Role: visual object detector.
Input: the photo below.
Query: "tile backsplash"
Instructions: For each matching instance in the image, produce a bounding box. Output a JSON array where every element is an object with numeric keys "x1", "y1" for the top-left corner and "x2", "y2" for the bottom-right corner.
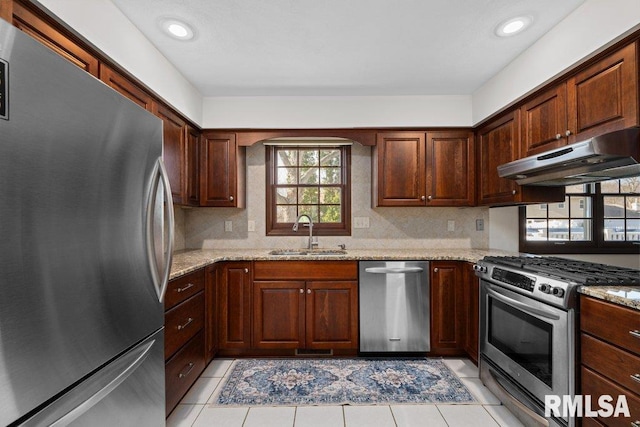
[{"x1": 178, "y1": 143, "x2": 489, "y2": 250}]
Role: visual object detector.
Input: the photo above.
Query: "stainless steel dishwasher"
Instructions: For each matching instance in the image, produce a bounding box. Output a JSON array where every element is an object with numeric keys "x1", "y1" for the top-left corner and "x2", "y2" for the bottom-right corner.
[{"x1": 359, "y1": 261, "x2": 430, "y2": 352}]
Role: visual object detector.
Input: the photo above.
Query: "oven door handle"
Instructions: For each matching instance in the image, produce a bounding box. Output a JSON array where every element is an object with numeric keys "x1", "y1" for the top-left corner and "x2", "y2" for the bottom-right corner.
[{"x1": 486, "y1": 285, "x2": 561, "y2": 320}]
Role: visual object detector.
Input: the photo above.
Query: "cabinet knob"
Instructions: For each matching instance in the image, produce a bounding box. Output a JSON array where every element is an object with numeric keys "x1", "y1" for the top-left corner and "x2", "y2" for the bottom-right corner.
[
  {"x1": 427, "y1": 195, "x2": 432, "y2": 201},
  {"x1": 565, "y1": 130, "x2": 572, "y2": 137},
  {"x1": 433, "y1": 268, "x2": 439, "y2": 273},
  {"x1": 300, "y1": 288, "x2": 304, "y2": 294},
  {"x1": 421, "y1": 196, "x2": 426, "y2": 201},
  {"x1": 307, "y1": 289, "x2": 311, "y2": 294},
  {"x1": 229, "y1": 195, "x2": 234, "y2": 201},
  {"x1": 244, "y1": 268, "x2": 249, "y2": 274},
  {"x1": 512, "y1": 189, "x2": 517, "y2": 195},
  {"x1": 555, "y1": 133, "x2": 562, "y2": 140}
]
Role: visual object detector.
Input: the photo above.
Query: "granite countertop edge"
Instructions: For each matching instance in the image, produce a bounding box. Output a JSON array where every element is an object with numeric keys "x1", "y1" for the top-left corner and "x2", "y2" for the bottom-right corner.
[
  {"x1": 169, "y1": 248, "x2": 512, "y2": 280},
  {"x1": 578, "y1": 286, "x2": 640, "y2": 311}
]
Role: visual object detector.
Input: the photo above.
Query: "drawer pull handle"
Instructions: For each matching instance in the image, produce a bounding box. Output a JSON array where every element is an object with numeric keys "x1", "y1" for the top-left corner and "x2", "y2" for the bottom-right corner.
[
  {"x1": 176, "y1": 283, "x2": 194, "y2": 293},
  {"x1": 178, "y1": 362, "x2": 195, "y2": 379},
  {"x1": 631, "y1": 421, "x2": 640, "y2": 427},
  {"x1": 631, "y1": 374, "x2": 640, "y2": 384},
  {"x1": 177, "y1": 317, "x2": 194, "y2": 330},
  {"x1": 630, "y1": 330, "x2": 640, "y2": 339}
]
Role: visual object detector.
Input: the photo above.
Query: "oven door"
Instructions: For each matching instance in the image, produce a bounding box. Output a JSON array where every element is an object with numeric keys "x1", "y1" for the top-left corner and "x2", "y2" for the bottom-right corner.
[{"x1": 480, "y1": 280, "x2": 574, "y2": 405}]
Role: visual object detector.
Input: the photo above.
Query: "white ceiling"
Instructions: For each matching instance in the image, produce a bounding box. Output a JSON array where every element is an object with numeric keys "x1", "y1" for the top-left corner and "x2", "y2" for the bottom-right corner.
[{"x1": 110, "y1": 0, "x2": 586, "y2": 97}]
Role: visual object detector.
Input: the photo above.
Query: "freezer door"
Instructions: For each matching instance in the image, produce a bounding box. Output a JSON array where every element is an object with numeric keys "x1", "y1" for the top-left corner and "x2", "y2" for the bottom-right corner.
[
  {"x1": 21, "y1": 329, "x2": 165, "y2": 427},
  {"x1": 0, "y1": 20, "x2": 171, "y2": 424}
]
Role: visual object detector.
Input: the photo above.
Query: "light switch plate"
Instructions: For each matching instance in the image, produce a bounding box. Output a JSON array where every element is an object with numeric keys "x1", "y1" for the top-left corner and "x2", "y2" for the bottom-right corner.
[
  {"x1": 224, "y1": 220, "x2": 233, "y2": 232},
  {"x1": 476, "y1": 219, "x2": 484, "y2": 231},
  {"x1": 248, "y1": 220, "x2": 256, "y2": 232}
]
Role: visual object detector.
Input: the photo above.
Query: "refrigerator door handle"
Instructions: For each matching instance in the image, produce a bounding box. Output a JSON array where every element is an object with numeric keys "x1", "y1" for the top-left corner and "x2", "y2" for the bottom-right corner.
[
  {"x1": 21, "y1": 339, "x2": 157, "y2": 426},
  {"x1": 146, "y1": 157, "x2": 175, "y2": 303}
]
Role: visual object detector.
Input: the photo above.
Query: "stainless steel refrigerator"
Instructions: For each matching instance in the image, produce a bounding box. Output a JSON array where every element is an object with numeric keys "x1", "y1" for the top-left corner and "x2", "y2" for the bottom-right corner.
[{"x1": 0, "y1": 18, "x2": 173, "y2": 426}]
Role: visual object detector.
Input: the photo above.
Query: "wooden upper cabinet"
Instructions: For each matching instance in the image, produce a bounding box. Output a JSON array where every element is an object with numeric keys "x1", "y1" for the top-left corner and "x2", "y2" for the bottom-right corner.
[
  {"x1": 521, "y1": 84, "x2": 569, "y2": 156},
  {"x1": 12, "y1": 1, "x2": 99, "y2": 77},
  {"x1": 200, "y1": 132, "x2": 245, "y2": 208},
  {"x1": 99, "y1": 63, "x2": 154, "y2": 112},
  {"x1": 155, "y1": 104, "x2": 186, "y2": 205},
  {"x1": 373, "y1": 132, "x2": 426, "y2": 207},
  {"x1": 567, "y1": 41, "x2": 638, "y2": 142},
  {"x1": 425, "y1": 131, "x2": 475, "y2": 206},
  {"x1": 185, "y1": 126, "x2": 200, "y2": 206}
]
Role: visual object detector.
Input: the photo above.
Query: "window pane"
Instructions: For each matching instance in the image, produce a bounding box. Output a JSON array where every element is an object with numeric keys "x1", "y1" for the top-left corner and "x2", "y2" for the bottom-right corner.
[
  {"x1": 276, "y1": 205, "x2": 297, "y2": 223},
  {"x1": 548, "y1": 199, "x2": 569, "y2": 218},
  {"x1": 526, "y1": 219, "x2": 547, "y2": 241},
  {"x1": 600, "y1": 179, "x2": 620, "y2": 194},
  {"x1": 299, "y1": 167, "x2": 319, "y2": 184},
  {"x1": 299, "y1": 150, "x2": 319, "y2": 166},
  {"x1": 570, "y1": 219, "x2": 589, "y2": 241},
  {"x1": 603, "y1": 197, "x2": 625, "y2": 218},
  {"x1": 526, "y1": 204, "x2": 547, "y2": 218},
  {"x1": 320, "y1": 187, "x2": 341, "y2": 204},
  {"x1": 276, "y1": 187, "x2": 297, "y2": 204},
  {"x1": 604, "y1": 219, "x2": 625, "y2": 241},
  {"x1": 320, "y1": 205, "x2": 341, "y2": 223},
  {"x1": 620, "y1": 177, "x2": 640, "y2": 194},
  {"x1": 548, "y1": 220, "x2": 569, "y2": 240},
  {"x1": 320, "y1": 167, "x2": 341, "y2": 184},
  {"x1": 298, "y1": 205, "x2": 319, "y2": 222},
  {"x1": 298, "y1": 187, "x2": 318, "y2": 204},
  {"x1": 628, "y1": 219, "x2": 640, "y2": 241},
  {"x1": 277, "y1": 168, "x2": 297, "y2": 184},
  {"x1": 320, "y1": 149, "x2": 341, "y2": 166},
  {"x1": 570, "y1": 196, "x2": 591, "y2": 218},
  {"x1": 628, "y1": 197, "x2": 640, "y2": 217},
  {"x1": 277, "y1": 150, "x2": 297, "y2": 167},
  {"x1": 566, "y1": 184, "x2": 588, "y2": 194}
]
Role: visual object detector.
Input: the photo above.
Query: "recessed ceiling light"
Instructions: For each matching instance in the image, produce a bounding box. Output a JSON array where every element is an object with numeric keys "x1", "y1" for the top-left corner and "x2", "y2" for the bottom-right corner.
[
  {"x1": 495, "y1": 16, "x2": 532, "y2": 37},
  {"x1": 160, "y1": 19, "x2": 195, "y2": 41}
]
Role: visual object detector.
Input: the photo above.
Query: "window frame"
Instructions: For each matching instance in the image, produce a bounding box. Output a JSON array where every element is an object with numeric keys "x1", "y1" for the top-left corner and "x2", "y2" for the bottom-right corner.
[
  {"x1": 519, "y1": 181, "x2": 640, "y2": 254},
  {"x1": 265, "y1": 145, "x2": 352, "y2": 236}
]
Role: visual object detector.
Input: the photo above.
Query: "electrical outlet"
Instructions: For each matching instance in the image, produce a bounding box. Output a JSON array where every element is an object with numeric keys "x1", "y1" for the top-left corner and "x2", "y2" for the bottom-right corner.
[
  {"x1": 447, "y1": 220, "x2": 455, "y2": 232},
  {"x1": 476, "y1": 219, "x2": 484, "y2": 231},
  {"x1": 248, "y1": 220, "x2": 256, "y2": 232},
  {"x1": 224, "y1": 220, "x2": 233, "y2": 232},
  {"x1": 354, "y1": 217, "x2": 370, "y2": 229}
]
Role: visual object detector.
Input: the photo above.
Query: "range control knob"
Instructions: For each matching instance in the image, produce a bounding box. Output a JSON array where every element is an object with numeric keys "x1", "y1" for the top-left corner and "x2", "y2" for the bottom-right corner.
[
  {"x1": 539, "y1": 284, "x2": 551, "y2": 294},
  {"x1": 552, "y1": 287, "x2": 565, "y2": 298},
  {"x1": 473, "y1": 264, "x2": 488, "y2": 273}
]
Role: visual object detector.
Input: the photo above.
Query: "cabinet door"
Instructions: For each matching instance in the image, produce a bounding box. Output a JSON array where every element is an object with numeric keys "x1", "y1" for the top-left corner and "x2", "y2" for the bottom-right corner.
[
  {"x1": 12, "y1": 2, "x2": 99, "y2": 77},
  {"x1": 185, "y1": 125, "x2": 200, "y2": 206},
  {"x1": 155, "y1": 104, "x2": 186, "y2": 205},
  {"x1": 462, "y1": 262, "x2": 479, "y2": 364},
  {"x1": 99, "y1": 63, "x2": 154, "y2": 111},
  {"x1": 373, "y1": 132, "x2": 426, "y2": 207},
  {"x1": 253, "y1": 281, "x2": 305, "y2": 349},
  {"x1": 218, "y1": 263, "x2": 252, "y2": 349},
  {"x1": 521, "y1": 84, "x2": 569, "y2": 156},
  {"x1": 204, "y1": 265, "x2": 217, "y2": 364},
  {"x1": 200, "y1": 132, "x2": 244, "y2": 207},
  {"x1": 305, "y1": 281, "x2": 358, "y2": 350},
  {"x1": 430, "y1": 262, "x2": 464, "y2": 354},
  {"x1": 476, "y1": 111, "x2": 520, "y2": 205},
  {"x1": 567, "y1": 42, "x2": 638, "y2": 142},
  {"x1": 425, "y1": 131, "x2": 475, "y2": 206}
]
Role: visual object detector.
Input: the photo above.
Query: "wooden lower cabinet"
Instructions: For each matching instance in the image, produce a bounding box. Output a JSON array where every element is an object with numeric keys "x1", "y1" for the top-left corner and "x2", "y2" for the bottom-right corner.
[
  {"x1": 217, "y1": 262, "x2": 252, "y2": 351},
  {"x1": 165, "y1": 331, "x2": 206, "y2": 416},
  {"x1": 204, "y1": 264, "x2": 217, "y2": 364},
  {"x1": 462, "y1": 262, "x2": 479, "y2": 364},
  {"x1": 253, "y1": 281, "x2": 305, "y2": 349},
  {"x1": 430, "y1": 261, "x2": 465, "y2": 355},
  {"x1": 305, "y1": 281, "x2": 358, "y2": 349}
]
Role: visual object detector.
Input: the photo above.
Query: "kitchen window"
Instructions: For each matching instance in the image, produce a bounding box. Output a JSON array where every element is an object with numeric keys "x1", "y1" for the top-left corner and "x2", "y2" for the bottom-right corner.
[
  {"x1": 266, "y1": 145, "x2": 351, "y2": 236},
  {"x1": 520, "y1": 178, "x2": 640, "y2": 254}
]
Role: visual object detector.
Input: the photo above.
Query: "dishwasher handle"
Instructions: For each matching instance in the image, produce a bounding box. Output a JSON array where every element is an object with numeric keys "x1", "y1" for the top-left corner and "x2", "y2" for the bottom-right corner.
[{"x1": 364, "y1": 267, "x2": 424, "y2": 274}]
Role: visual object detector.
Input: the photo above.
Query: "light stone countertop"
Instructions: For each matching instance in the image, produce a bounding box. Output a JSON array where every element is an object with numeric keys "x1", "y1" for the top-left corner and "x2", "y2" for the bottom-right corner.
[
  {"x1": 578, "y1": 286, "x2": 640, "y2": 311},
  {"x1": 169, "y1": 248, "x2": 513, "y2": 280}
]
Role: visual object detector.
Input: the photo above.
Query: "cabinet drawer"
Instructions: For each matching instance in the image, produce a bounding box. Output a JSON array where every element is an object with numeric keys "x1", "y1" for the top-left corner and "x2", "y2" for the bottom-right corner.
[
  {"x1": 581, "y1": 366, "x2": 640, "y2": 427},
  {"x1": 254, "y1": 261, "x2": 358, "y2": 280},
  {"x1": 580, "y1": 296, "x2": 640, "y2": 356},
  {"x1": 582, "y1": 333, "x2": 640, "y2": 395},
  {"x1": 165, "y1": 292, "x2": 204, "y2": 359},
  {"x1": 166, "y1": 269, "x2": 205, "y2": 310},
  {"x1": 165, "y1": 330, "x2": 205, "y2": 416}
]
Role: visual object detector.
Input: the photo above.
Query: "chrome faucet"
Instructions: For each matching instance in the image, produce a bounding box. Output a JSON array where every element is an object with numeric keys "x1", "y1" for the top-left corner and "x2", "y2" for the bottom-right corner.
[{"x1": 292, "y1": 214, "x2": 317, "y2": 250}]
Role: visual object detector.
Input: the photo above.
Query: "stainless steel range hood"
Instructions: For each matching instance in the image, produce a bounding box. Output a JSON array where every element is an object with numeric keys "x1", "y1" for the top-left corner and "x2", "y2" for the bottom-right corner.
[{"x1": 498, "y1": 127, "x2": 640, "y2": 186}]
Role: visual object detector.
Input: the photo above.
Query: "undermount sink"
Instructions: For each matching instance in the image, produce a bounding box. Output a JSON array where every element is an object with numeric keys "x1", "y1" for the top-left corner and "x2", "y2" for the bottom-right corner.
[{"x1": 268, "y1": 249, "x2": 347, "y2": 256}]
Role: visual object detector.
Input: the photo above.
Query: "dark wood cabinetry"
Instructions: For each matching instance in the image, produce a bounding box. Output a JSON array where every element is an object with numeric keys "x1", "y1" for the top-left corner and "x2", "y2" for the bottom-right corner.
[
  {"x1": 521, "y1": 84, "x2": 569, "y2": 156},
  {"x1": 580, "y1": 295, "x2": 640, "y2": 426},
  {"x1": 252, "y1": 261, "x2": 359, "y2": 353},
  {"x1": 373, "y1": 130, "x2": 474, "y2": 207},
  {"x1": 217, "y1": 262, "x2": 252, "y2": 350},
  {"x1": 99, "y1": 63, "x2": 154, "y2": 112},
  {"x1": 164, "y1": 269, "x2": 205, "y2": 416},
  {"x1": 200, "y1": 132, "x2": 246, "y2": 208},
  {"x1": 461, "y1": 262, "x2": 479, "y2": 364},
  {"x1": 430, "y1": 261, "x2": 465, "y2": 355},
  {"x1": 204, "y1": 265, "x2": 217, "y2": 364},
  {"x1": 185, "y1": 125, "x2": 201, "y2": 206}
]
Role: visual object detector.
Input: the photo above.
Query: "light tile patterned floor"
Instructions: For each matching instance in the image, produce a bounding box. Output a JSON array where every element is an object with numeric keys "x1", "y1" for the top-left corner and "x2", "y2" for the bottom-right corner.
[{"x1": 166, "y1": 358, "x2": 524, "y2": 427}]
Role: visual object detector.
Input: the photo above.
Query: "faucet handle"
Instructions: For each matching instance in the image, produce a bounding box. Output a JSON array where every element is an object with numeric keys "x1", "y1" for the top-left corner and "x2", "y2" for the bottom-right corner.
[{"x1": 338, "y1": 244, "x2": 346, "y2": 250}]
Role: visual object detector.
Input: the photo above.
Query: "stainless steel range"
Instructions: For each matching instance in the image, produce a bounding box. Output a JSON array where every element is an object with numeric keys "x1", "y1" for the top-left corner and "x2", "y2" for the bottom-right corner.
[{"x1": 474, "y1": 255, "x2": 639, "y2": 427}]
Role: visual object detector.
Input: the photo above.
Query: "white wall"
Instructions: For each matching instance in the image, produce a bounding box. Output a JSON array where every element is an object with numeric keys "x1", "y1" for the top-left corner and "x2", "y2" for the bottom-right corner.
[
  {"x1": 35, "y1": 0, "x2": 203, "y2": 125},
  {"x1": 472, "y1": 0, "x2": 640, "y2": 124}
]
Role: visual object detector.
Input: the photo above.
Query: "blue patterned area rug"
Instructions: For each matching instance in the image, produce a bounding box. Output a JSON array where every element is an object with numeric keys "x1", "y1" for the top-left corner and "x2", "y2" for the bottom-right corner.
[{"x1": 214, "y1": 358, "x2": 475, "y2": 406}]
